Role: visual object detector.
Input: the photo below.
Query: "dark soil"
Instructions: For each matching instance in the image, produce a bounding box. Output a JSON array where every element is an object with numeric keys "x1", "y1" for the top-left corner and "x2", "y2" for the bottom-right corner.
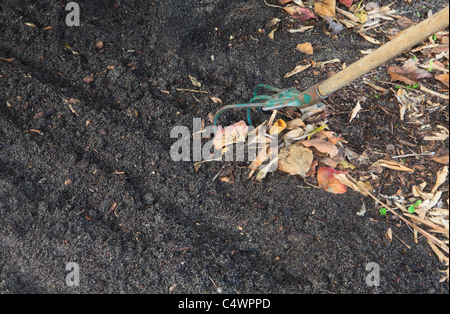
[{"x1": 0, "y1": 0, "x2": 448, "y2": 293}]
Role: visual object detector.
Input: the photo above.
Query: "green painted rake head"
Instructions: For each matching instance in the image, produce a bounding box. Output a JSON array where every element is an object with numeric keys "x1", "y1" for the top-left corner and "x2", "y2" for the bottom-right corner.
[{"x1": 213, "y1": 83, "x2": 324, "y2": 126}]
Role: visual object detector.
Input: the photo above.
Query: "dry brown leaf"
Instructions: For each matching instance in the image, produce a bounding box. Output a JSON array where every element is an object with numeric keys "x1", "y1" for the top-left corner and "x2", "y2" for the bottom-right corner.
[
  {"x1": 210, "y1": 97, "x2": 223, "y2": 104},
  {"x1": 255, "y1": 157, "x2": 279, "y2": 181},
  {"x1": 424, "y1": 125, "x2": 449, "y2": 141},
  {"x1": 349, "y1": 101, "x2": 362, "y2": 123},
  {"x1": 435, "y1": 73, "x2": 449, "y2": 87},
  {"x1": 299, "y1": 138, "x2": 339, "y2": 158},
  {"x1": 431, "y1": 166, "x2": 448, "y2": 194},
  {"x1": 286, "y1": 118, "x2": 305, "y2": 129},
  {"x1": 412, "y1": 184, "x2": 435, "y2": 200},
  {"x1": 248, "y1": 145, "x2": 270, "y2": 178},
  {"x1": 314, "y1": 0, "x2": 336, "y2": 17},
  {"x1": 318, "y1": 131, "x2": 341, "y2": 145},
  {"x1": 284, "y1": 63, "x2": 311, "y2": 78},
  {"x1": 296, "y1": 42, "x2": 314, "y2": 55},
  {"x1": 416, "y1": 191, "x2": 443, "y2": 218},
  {"x1": 432, "y1": 151, "x2": 449, "y2": 165},
  {"x1": 358, "y1": 31, "x2": 382, "y2": 45},
  {"x1": 278, "y1": 144, "x2": 314, "y2": 177},
  {"x1": 373, "y1": 159, "x2": 414, "y2": 172},
  {"x1": 281, "y1": 127, "x2": 305, "y2": 143},
  {"x1": 388, "y1": 58, "x2": 433, "y2": 85},
  {"x1": 284, "y1": 4, "x2": 318, "y2": 21}
]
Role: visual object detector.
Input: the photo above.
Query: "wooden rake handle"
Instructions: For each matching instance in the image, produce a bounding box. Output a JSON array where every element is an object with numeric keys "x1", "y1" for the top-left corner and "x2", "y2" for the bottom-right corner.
[{"x1": 317, "y1": 6, "x2": 449, "y2": 97}]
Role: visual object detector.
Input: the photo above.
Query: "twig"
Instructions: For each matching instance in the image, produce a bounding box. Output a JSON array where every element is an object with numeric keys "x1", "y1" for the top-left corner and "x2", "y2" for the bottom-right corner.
[
  {"x1": 392, "y1": 152, "x2": 435, "y2": 159},
  {"x1": 263, "y1": 0, "x2": 283, "y2": 9},
  {"x1": 176, "y1": 88, "x2": 208, "y2": 94},
  {"x1": 419, "y1": 84, "x2": 449, "y2": 100},
  {"x1": 345, "y1": 174, "x2": 449, "y2": 254},
  {"x1": 212, "y1": 164, "x2": 226, "y2": 181}
]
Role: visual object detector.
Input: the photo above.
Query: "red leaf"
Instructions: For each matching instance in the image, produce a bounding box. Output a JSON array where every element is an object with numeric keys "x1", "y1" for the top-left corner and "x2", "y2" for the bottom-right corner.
[
  {"x1": 338, "y1": 0, "x2": 353, "y2": 7},
  {"x1": 284, "y1": 4, "x2": 317, "y2": 22},
  {"x1": 317, "y1": 167, "x2": 348, "y2": 194}
]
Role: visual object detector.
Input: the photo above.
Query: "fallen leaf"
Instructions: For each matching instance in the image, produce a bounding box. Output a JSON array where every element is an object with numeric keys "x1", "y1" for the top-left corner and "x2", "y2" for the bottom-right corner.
[
  {"x1": 95, "y1": 41, "x2": 104, "y2": 49},
  {"x1": 278, "y1": 144, "x2": 314, "y2": 177},
  {"x1": 188, "y1": 75, "x2": 202, "y2": 88},
  {"x1": 395, "y1": 88, "x2": 407, "y2": 121},
  {"x1": 432, "y1": 150, "x2": 449, "y2": 165},
  {"x1": 83, "y1": 74, "x2": 94, "y2": 83},
  {"x1": 334, "y1": 173, "x2": 372, "y2": 196},
  {"x1": 325, "y1": 16, "x2": 344, "y2": 34},
  {"x1": 286, "y1": 118, "x2": 305, "y2": 129},
  {"x1": 268, "y1": 27, "x2": 278, "y2": 40},
  {"x1": 388, "y1": 58, "x2": 433, "y2": 85},
  {"x1": 287, "y1": 26, "x2": 314, "y2": 33},
  {"x1": 317, "y1": 167, "x2": 348, "y2": 194},
  {"x1": 213, "y1": 120, "x2": 249, "y2": 150},
  {"x1": 416, "y1": 191, "x2": 443, "y2": 218},
  {"x1": 431, "y1": 166, "x2": 448, "y2": 194},
  {"x1": 266, "y1": 18, "x2": 281, "y2": 29},
  {"x1": 358, "y1": 31, "x2": 382, "y2": 45},
  {"x1": 397, "y1": 16, "x2": 415, "y2": 28},
  {"x1": 284, "y1": 63, "x2": 311, "y2": 78},
  {"x1": 210, "y1": 97, "x2": 223, "y2": 104},
  {"x1": 281, "y1": 127, "x2": 305, "y2": 143},
  {"x1": 314, "y1": 0, "x2": 335, "y2": 17},
  {"x1": 423, "y1": 125, "x2": 449, "y2": 141},
  {"x1": 349, "y1": 101, "x2": 362, "y2": 122},
  {"x1": 318, "y1": 130, "x2": 341, "y2": 145},
  {"x1": 296, "y1": 42, "x2": 314, "y2": 55},
  {"x1": 354, "y1": 8, "x2": 367, "y2": 23},
  {"x1": 284, "y1": 4, "x2": 318, "y2": 21},
  {"x1": 435, "y1": 73, "x2": 449, "y2": 87},
  {"x1": 248, "y1": 145, "x2": 270, "y2": 178},
  {"x1": 269, "y1": 119, "x2": 287, "y2": 135},
  {"x1": 412, "y1": 183, "x2": 435, "y2": 200},
  {"x1": 373, "y1": 159, "x2": 414, "y2": 172},
  {"x1": 300, "y1": 138, "x2": 339, "y2": 158},
  {"x1": 338, "y1": 0, "x2": 353, "y2": 7},
  {"x1": 256, "y1": 157, "x2": 279, "y2": 181}
]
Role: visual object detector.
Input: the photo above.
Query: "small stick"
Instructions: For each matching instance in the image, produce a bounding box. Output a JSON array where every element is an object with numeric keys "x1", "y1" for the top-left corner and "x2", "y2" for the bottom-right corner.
[
  {"x1": 212, "y1": 164, "x2": 226, "y2": 181},
  {"x1": 176, "y1": 88, "x2": 208, "y2": 94},
  {"x1": 345, "y1": 174, "x2": 449, "y2": 254},
  {"x1": 419, "y1": 84, "x2": 449, "y2": 100},
  {"x1": 392, "y1": 152, "x2": 435, "y2": 159}
]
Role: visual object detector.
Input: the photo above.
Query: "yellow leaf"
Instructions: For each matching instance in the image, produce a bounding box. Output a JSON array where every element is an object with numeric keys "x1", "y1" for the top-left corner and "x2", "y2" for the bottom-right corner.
[
  {"x1": 354, "y1": 8, "x2": 367, "y2": 23},
  {"x1": 269, "y1": 119, "x2": 287, "y2": 135}
]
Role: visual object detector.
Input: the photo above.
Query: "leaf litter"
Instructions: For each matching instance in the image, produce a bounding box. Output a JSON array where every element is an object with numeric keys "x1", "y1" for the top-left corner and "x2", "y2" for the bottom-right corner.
[{"x1": 204, "y1": 0, "x2": 450, "y2": 281}]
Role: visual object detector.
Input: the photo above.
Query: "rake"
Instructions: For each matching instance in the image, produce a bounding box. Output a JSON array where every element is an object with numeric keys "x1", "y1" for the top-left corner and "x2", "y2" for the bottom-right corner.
[{"x1": 213, "y1": 6, "x2": 449, "y2": 126}]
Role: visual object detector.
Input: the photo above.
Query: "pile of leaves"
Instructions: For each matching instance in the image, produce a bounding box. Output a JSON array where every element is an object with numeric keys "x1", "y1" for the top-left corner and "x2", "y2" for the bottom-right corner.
[{"x1": 202, "y1": 1, "x2": 450, "y2": 281}]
